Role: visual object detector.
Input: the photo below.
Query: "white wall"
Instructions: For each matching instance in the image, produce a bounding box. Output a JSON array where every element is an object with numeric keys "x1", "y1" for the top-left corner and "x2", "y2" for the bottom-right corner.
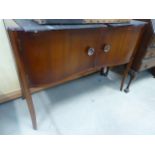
[{"x1": 0, "y1": 20, "x2": 20, "y2": 95}]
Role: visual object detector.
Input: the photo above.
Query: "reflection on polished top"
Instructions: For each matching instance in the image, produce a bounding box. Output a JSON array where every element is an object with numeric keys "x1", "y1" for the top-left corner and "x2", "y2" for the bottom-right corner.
[{"x1": 5, "y1": 19, "x2": 146, "y2": 32}]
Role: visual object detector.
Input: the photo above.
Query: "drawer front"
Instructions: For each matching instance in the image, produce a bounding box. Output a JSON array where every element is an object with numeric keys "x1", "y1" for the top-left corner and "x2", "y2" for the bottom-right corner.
[
  {"x1": 144, "y1": 47, "x2": 155, "y2": 58},
  {"x1": 96, "y1": 26, "x2": 142, "y2": 67},
  {"x1": 18, "y1": 30, "x2": 99, "y2": 86},
  {"x1": 139, "y1": 57, "x2": 155, "y2": 71}
]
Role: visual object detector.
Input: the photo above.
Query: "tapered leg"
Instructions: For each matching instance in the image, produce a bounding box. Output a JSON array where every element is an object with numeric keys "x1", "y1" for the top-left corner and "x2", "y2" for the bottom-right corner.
[
  {"x1": 17, "y1": 62, "x2": 36, "y2": 129},
  {"x1": 25, "y1": 91, "x2": 37, "y2": 130},
  {"x1": 120, "y1": 62, "x2": 132, "y2": 91},
  {"x1": 8, "y1": 31, "x2": 37, "y2": 130},
  {"x1": 19, "y1": 70, "x2": 37, "y2": 129},
  {"x1": 17, "y1": 69, "x2": 26, "y2": 99},
  {"x1": 124, "y1": 70, "x2": 137, "y2": 93},
  {"x1": 20, "y1": 75, "x2": 37, "y2": 129},
  {"x1": 100, "y1": 67, "x2": 110, "y2": 76}
]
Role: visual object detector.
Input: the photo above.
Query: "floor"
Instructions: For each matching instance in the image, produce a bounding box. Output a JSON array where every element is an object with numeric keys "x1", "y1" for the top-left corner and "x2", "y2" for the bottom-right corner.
[{"x1": 0, "y1": 70, "x2": 155, "y2": 135}]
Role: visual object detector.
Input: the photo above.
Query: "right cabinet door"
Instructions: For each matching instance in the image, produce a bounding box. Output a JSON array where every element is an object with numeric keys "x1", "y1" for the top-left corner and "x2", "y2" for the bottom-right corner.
[{"x1": 96, "y1": 26, "x2": 142, "y2": 67}]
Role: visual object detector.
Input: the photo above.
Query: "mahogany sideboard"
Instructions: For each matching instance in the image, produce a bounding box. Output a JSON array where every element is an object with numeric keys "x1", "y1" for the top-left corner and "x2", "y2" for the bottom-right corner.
[{"x1": 5, "y1": 20, "x2": 145, "y2": 129}]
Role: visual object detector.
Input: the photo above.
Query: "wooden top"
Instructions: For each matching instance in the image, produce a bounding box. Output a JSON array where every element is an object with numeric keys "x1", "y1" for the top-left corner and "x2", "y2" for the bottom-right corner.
[{"x1": 4, "y1": 19, "x2": 146, "y2": 32}]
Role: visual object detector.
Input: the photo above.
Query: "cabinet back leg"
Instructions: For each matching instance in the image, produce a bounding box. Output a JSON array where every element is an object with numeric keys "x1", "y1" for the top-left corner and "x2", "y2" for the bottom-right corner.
[
  {"x1": 100, "y1": 67, "x2": 110, "y2": 76},
  {"x1": 120, "y1": 75, "x2": 126, "y2": 91}
]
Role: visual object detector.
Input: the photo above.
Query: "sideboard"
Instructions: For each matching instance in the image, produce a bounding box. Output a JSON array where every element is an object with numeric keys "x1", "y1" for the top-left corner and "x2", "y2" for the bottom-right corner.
[{"x1": 5, "y1": 20, "x2": 145, "y2": 129}]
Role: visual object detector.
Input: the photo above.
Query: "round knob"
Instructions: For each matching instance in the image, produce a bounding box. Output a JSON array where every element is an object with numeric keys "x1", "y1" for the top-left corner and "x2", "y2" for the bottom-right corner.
[
  {"x1": 103, "y1": 44, "x2": 111, "y2": 53},
  {"x1": 88, "y1": 48, "x2": 95, "y2": 56}
]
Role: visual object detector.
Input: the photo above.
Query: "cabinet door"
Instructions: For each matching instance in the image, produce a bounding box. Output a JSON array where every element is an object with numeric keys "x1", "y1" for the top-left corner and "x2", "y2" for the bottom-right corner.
[
  {"x1": 67, "y1": 29, "x2": 98, "y2": 74},
  {"x1": 19, "y1": 29, "x2": 99, "y2": 86},
  {"x1": 96, "y1": 27, "x2": 142, "y2": 67}
]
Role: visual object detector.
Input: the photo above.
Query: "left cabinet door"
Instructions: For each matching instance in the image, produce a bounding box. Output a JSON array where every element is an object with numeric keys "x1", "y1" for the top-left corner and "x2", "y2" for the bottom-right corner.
[{"x1": 18, "y1": 29, "x2": 99, "y2": 86}]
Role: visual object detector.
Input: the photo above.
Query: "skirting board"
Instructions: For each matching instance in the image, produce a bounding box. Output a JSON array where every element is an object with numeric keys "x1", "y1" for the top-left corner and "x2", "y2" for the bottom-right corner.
[
  {"x1": 0, "y1": 90, "x2": 22, "y2": 104},
  {"x1": 0, "y1": 89, "x2": 40, "y2": 104},
  {"x1": 0, "y1": 69, "x2": 99, "y2": 104},
  {"x1": 0, "y1": 88, "x2": 42, "y2": 104}
]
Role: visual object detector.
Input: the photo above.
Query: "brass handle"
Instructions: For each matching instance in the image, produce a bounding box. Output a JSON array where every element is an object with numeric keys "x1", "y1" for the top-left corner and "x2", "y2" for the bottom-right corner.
[
  {"x1": 103, "y1": 44, "x2": 111, "y2": 53},
  {"x1": 88, "y1": 48, "x2": 95, "y2": 56}
]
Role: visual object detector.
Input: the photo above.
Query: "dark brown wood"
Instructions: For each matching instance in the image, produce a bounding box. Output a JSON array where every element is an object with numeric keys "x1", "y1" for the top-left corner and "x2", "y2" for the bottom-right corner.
[
  {"x1": 6, "y1": 20, "x2": 145, "y2": 129},
  {"x1": 96, "y1": 27, "x2": 142, "y2": 67},
  {"x1": 120, "y1": 60, "x2": 133, "y2": 91},
  {"x1": 8, "y1": 31, "x2": 37, "y2": 130},
  {"x1": 18, "y1": 29, "x2": 99, "y2": 87},
  {"x1": 96, "y1": 26, "x2": 143, "y2": 91},
  {"x1": 125, "y1": 19, "x2": 155, "y2": 92}
]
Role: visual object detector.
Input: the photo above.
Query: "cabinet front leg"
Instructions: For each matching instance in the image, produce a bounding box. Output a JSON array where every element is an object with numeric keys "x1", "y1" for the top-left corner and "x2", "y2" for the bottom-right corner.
[
  {"x1": 25, "y1": 91, "x2": 37, "y2": 130},
  {"x1": 8, "y1": 31, "x2": 37, "y2": 130},
  {"x1": 124, "y1": 70, "x2": 137, "y2": 93},
  {"x1": 18, "y1": 72, "x2": 37, "y2": 129},
  {"x1": 120, "y1": 62, "x2": 132, "y2": 91}
]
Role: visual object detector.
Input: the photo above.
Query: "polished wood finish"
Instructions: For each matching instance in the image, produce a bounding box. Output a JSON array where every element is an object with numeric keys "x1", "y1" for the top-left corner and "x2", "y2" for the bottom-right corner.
[
  {"x1": 97, "y1": 27, "x2": 141, "y2": 67},
  {"x1": 8, "y1": 31, "x2": 37, "y2": 130},
  {"x1": 18, "y1": 27, "x2": 143, "y2": 87},
  {"x1": 6, "y1": 20, "x2": 144, "y2": 129},
  {"x1": 18, "y1": 29, "x2": 99, "y2": 86},
  {"x1": 124, "y1": 19, "x2": 155, "y2": 92}
]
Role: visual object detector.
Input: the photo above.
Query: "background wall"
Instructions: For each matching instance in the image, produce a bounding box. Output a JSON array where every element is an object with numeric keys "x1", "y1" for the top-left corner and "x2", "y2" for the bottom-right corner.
[{"x1": 0, "y1": 20, "x2": 20, "y2": 98}]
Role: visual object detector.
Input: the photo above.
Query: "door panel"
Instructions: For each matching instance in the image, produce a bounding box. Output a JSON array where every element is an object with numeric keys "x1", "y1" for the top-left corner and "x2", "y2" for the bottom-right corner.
[
  {"x1": 96, "y1": 27, "x2": 141, "y2": 67},
  {"x1": 67, "y1": 29, "x2": 98, "y2": 74},
  {"x1": 19, "y1": 29, "x2": 99, "y2": 86}
]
